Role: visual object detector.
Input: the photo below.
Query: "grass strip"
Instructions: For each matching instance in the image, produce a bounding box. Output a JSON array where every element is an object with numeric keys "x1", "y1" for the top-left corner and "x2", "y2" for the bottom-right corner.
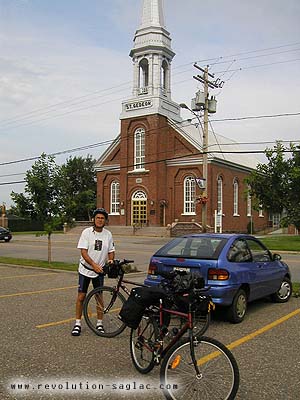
[
  {"x1": 0, "y1": 257, "x2": 77, "y2": 271},
  {"x1": 0, "y1": 257, "x2": 137, "y2": 274},
  {"x1": 259, "y1": 236, "x2": 300, "y2": 252}
]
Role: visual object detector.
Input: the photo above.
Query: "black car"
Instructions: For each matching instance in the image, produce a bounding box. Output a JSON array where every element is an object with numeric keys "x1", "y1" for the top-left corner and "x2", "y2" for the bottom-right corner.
[{"x1": 0, "y1": 227, "x2": 12, "y2": 242}]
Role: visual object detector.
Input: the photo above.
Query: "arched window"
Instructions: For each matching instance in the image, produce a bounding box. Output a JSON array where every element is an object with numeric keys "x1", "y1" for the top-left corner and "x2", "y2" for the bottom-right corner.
[
  {"x1": 233, "y1": 178, "x2": 239, "y2": 216},
  {"x1": 184, "y1": 176, "x2": 196, "y2": 214},
  {"x1": 134, "y1": 128, "x2": 145, "y2": 170},
  {"x1": 110, "y1": 181, "x2": 120, "y2": 214},
  {"x1": 161, "y1": 59, "x2": 168, "y2": 90},
  {"x1": 217, "y1": 176, "x2": 223, "y2": 214},
  {"x1": 139, "y1": 58, "x2": 149, "y2": 88}
]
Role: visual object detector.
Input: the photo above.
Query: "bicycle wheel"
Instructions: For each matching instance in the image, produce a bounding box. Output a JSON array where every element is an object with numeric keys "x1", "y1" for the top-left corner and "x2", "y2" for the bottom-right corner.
[
  {"x1": 130, "y1": 314, "x2": 159, "y2": 374},
  {"x1": 160, "y1": 336, "x2": 239, "y2": 400},
  {"x1": 192, "y1": 311, "x2": 210, "y2": 336},
  {"x1": 83, "y1": 286, "x2": 126, "y2": 338}
]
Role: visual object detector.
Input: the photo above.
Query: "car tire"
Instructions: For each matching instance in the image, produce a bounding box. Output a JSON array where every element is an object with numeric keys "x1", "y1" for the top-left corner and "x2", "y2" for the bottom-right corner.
[
  {"x1": 227, "y1": 289, "x2": 247, "y2": 324},
  {"x1": 271, "y1": 277, "x2": 292, "y2": 303}
]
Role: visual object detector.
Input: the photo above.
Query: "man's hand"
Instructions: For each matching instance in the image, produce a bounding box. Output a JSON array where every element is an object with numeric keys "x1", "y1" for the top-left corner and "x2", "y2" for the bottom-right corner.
[{"x1": 93, "y1": 264, "x2": 103, "y2": 274}]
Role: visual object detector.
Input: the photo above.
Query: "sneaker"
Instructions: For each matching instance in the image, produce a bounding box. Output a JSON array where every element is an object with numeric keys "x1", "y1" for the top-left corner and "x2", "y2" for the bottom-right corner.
[
  {"x1": 71, "y1": 324, "x2": 81, "y2": 336},
  {"x1": 96, "y1": 324, "x2": 105, "y2": 334}
]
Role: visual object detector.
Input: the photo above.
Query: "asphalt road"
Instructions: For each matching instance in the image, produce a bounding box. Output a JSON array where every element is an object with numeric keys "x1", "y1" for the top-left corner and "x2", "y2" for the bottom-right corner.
[
  {"x1": 1, "y1": 233, "x2": 300, "y2": 280},
  {"x1": 0, "y1": 264, "x2": 299, "y2": 400}
]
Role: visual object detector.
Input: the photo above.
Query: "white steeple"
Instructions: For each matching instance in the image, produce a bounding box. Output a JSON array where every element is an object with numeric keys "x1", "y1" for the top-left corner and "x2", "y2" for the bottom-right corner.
[
  {"x1": 140, "y1": 0, "x2": 165, "y2": 28},
  {"x1": 120, "y1": 0, "x2": 181, "y2": 121}
]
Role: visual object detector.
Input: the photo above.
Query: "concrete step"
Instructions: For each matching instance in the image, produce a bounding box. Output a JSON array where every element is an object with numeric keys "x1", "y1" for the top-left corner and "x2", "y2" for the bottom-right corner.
[{"x1": 67, "y1": 223, "x2": 170, "y2": 237}]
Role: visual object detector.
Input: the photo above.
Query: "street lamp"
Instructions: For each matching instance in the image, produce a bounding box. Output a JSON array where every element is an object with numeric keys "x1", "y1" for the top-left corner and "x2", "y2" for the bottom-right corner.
[{"x1": 180, "y1": 103, "x2": 208, "y2": 232}]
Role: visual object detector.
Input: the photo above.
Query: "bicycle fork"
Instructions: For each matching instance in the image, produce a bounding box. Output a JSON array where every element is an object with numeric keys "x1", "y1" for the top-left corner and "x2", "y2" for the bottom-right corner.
[{"x1": 189, "y1": 330, "x2": 202, "y2": 378}]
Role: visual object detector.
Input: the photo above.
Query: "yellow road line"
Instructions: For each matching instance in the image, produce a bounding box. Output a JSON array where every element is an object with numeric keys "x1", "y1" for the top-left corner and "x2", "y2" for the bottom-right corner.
[
  {"x1": 195, "y1": 308, "x2": 300, "y2": 365},
  {"x1": 36, "y1": 306, "x2": 122, "y2": 329},
  {"x1": 0, "y1": 285, "x2": 77, "y2": 299},
  {"x1": 37, "y1": 317, "x2": 76, "y2": 328},
  {"x1": 0, "y1": 273, "x2": 58, "y2": 280},
  {"x1": 227, "y1": 308, "x2": 300, "y2": 350}
]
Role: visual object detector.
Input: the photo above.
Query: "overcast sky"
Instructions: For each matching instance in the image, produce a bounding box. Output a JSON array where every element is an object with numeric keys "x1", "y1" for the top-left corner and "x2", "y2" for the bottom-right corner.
[{"x1": 1, "y1": 0, "x2": 300, "y2": 207}]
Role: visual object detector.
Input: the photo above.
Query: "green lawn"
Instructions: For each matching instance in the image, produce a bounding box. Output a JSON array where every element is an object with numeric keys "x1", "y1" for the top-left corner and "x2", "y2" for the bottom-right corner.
[
  {"x1": 258, "y1": 235, "x2": 300, "y2": 252},
  {"x1": 0, "y1": 257, "x2": 77, "y2": 271}
]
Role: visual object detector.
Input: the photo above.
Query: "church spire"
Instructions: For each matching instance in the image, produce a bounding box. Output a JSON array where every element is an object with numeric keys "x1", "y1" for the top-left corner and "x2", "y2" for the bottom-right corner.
[
  {"x1": 120, "y1": 0, "x2": 181, "y2": 122},
  {"x1": 140, "y1": 0, "x2": 165, "y2": 29}
]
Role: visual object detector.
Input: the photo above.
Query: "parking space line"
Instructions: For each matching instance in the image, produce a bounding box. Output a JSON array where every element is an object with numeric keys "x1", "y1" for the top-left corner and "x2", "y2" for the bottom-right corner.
[
  {"x1": 36, "y1": 306, "x2": 122, "y2": 329},
  {"x1": 0, "y1": 285, "x2": 77, "y2": 299},
  {"x1": 196, "y1": 309, "x2": 300, "y2": 365},
  {"x1": 227, "y1": 308, "x2": 300, "y2": 351},
  {"x1": 0, "y1": 273, "x2": 58, "y2": 280},
  {"x1": 36, "y1": 317, "x2": 75, "y2": 328}
]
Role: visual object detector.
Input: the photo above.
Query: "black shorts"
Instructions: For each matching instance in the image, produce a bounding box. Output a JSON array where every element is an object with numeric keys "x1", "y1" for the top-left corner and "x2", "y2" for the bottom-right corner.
[{"x1": 78, "y1": 273, "x2": 104, "y2": 293}]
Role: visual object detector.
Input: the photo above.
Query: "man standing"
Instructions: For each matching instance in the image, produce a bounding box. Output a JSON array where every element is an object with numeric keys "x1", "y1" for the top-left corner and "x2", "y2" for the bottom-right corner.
[{"x1": 71, "y1": 208, "x2": 115, "y2": 336}]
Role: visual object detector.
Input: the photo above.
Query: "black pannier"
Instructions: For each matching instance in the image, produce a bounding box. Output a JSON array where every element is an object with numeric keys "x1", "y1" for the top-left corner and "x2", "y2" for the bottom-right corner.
[{"x1": 119, "y1": 286, "x2": 166, "y2": 329}]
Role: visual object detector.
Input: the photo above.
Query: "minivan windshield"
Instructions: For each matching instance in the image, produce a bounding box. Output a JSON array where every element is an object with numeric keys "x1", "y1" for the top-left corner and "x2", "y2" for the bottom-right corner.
[{"x1": 155, "y1": 237, "x2": 227, "y2": 260}]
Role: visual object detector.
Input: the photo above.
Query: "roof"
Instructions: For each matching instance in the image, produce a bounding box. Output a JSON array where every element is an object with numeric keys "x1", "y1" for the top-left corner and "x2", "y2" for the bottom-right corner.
[{"x1": 172, "y1": 119, "x2": 260, "y2": 171}]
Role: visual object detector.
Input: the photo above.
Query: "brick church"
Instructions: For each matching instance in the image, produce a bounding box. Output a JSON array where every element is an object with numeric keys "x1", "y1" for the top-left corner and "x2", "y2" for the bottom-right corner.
[{"x1": 95, "y1": 0, "x2": 269, "y2": 233}]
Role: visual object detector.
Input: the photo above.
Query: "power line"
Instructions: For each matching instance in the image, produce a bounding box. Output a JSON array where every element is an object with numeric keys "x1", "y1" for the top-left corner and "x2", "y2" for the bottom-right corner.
[
  {"x1": 1, "y1": 146, "x2": 298, "y2": 187},
  {"x1": 0, "y1": 111, "x2": 299, "y2": 168},
  {"x1": 210, "y1": 112, "x2": 300, "y2": 122},
  {"x1": 215, "y1": 57, "x2": 300, "y2": 74},
  {"x1": 1, "y1": 43, "x2": 300, "y2": 132},
  {"x1": 0, "y1": 180, "x2": 25, "y2": 186},
  {"x1": 205, "y1": 47, "x2": 300, "y2": 66},
  {"x1": 194, "y1": 42, "x2": 300, "y2": 64}
]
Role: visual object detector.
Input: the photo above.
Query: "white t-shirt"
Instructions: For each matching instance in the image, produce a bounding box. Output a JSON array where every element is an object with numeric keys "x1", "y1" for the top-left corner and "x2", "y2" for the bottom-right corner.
[{"x1": 77, "y1": 227, "x2": 115, "y2": 278}]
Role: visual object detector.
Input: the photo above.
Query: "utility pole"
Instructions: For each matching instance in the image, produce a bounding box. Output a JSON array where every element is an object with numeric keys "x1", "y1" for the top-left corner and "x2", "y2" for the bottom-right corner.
[{"x1": 192, "y1": 64, "x2": 223, "y2": 232}]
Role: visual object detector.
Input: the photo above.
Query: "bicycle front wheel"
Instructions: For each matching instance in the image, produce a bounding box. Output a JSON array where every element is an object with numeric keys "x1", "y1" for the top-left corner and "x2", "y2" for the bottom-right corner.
[
  {"x1": 83, "y1": 286, "x2": 126, "y2": 338},
  {"x1": 192, "y1": 311, "x2": 210, "y2": 336},
  {"x1": 130, "y1": 314, "x2": 159, "y2": 374},
  {"x1": 160, "y1": 336, "x2": 239, "y2": 400}
]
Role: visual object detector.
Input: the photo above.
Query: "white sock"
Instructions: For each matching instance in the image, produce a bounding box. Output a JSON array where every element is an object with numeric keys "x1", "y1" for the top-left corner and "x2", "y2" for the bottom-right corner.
[
  {"x1": 97, "y1": 320, "x2": 103, "y2": 326},
  {"x1": 75, "y1": 319, "x2": 81, "y2": 326}
]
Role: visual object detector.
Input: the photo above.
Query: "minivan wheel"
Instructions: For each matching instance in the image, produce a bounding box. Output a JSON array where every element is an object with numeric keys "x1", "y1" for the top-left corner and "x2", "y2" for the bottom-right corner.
[
  {"x1": 227, "y1": 289, "x2": 247, "y2": 324},
  {"x1": 271, "y1": 277, "x2": 292, "y2": 303}
]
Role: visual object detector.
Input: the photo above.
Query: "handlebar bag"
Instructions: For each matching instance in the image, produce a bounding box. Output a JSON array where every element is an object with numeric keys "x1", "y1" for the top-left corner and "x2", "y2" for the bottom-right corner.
[{"x1": 103, "y1": 262, "x2": 120, "y2": 279}]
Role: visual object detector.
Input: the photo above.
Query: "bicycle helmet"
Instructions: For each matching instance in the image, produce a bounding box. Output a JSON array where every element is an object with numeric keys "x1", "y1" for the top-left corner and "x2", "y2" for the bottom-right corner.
[{"x1": 92, "y1": 208, "x2": 109, "y2": 220}]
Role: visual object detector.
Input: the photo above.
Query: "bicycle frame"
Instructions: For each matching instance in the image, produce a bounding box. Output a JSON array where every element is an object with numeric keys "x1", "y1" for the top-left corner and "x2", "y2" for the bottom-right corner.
[
  {"x1": 154, "y1": 301, "x2": 196, "y2": 361},
  {"x1": 104, "y1": 270, "x2": 147, "y2": 313}
]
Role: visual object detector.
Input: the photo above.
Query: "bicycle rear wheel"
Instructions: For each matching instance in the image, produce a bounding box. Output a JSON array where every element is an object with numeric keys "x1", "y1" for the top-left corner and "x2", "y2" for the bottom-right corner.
[
  {"x1": 160, "y1": 336, "x2": 239, "y2": 400},
  {"x1": 83, "y1": 286, "x2": 126, "y2": 338},
  {"x1": 130, "y1": 314, "x2": 159, "y2": 374}
]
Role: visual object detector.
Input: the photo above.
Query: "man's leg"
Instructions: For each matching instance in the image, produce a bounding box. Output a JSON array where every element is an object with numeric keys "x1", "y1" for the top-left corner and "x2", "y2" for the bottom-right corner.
[
  {"x1": 72, "y1": 274, "x2": 89, "y2": 336},
  {"x1": 92, "y1": 275, "x2": 105, "y2": 333}
]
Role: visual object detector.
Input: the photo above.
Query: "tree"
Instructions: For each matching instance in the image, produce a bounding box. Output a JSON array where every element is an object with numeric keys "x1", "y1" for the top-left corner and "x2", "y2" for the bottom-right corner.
[
  {"x1": 59, "y1": 155, "x2": 97, "y2": 221},
  {"x1": 246, "y1": 142, "x2": 300, "y2": 230},
  {"x1": 11, "y1": 153, "x2": 61, "y2": 223},
  {"x1": 11, "y1": 153, "x2": 63, "y2": 263}
]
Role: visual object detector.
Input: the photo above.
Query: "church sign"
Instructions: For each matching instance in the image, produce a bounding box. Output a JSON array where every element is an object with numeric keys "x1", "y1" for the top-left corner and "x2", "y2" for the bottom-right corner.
[{"x1": 125, "y1": 99, "x2": 153, "y2": 111}]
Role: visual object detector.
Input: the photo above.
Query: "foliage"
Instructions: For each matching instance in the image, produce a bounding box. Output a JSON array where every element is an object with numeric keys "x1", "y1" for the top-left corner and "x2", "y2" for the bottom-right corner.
[
  {"x1": 11, "y1": 153, "x2": 61, "y2": 224},
  {"x1": 10, "y1": 154, "x2": 97, "y2": 222},
  {"x1": 56, "y1": 155, "x2": 96, "y2": 221},
  {"x1": 246, "y1": 142, "x2": 300, "y2": 230}
]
